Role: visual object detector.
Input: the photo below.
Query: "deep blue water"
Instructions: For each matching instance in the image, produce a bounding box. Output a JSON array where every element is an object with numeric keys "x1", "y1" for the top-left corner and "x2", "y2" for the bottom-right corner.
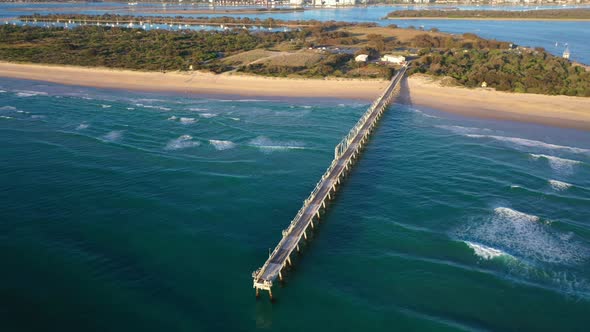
[{"x1": 1, "y1": 77, "x2": 589, "y2": 331}]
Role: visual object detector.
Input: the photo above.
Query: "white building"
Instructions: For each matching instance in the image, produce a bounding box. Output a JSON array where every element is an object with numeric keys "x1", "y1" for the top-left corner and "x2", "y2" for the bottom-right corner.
[
  {"x1": 355, "y1": 54, "x2": 369, "y2": 62},
  {"x1": 316, "y1": 0, "x2": 356, "y2": 6},
  {"x1": 380, "y1": 54, "x2": 406, "y2": 65}
]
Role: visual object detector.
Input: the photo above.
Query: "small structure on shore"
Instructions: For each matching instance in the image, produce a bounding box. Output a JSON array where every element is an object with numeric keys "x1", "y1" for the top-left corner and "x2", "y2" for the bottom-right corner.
[
  {"x1": 563, "y1": 46, "x2": 570, "y2": 59},
  {"x1": 380, "y1": 54, "x2": 406, "y2": 65},
  {"x1": 481, "y1": 81, "x2": 488, "y2": 88},
  {"x1": 355, "y1": 54, "x2": 369, "y2": 63}
]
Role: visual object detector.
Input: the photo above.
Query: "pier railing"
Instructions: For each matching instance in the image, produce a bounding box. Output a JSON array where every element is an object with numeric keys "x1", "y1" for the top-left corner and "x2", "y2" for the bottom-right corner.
[{"x1": 253, "y1": 65, "x2": 407, "y2": 299}]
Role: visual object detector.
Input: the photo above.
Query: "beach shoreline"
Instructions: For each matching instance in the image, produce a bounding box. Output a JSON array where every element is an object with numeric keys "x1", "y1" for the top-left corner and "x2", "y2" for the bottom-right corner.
[
  {"x1": 406, "y1": 75, "x2": 590, "y2": 131},
  {"x1": 1, "y1": 62, "x2": 589, "y2": 130}
]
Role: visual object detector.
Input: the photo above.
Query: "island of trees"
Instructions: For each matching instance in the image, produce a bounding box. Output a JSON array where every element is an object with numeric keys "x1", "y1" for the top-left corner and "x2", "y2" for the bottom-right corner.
[
  {"x1": 386, "y1": 9, "x2": 590, "y2": 20},
  {"x1": 1, "y1": 14, "x2": 588, "y2": 96}
]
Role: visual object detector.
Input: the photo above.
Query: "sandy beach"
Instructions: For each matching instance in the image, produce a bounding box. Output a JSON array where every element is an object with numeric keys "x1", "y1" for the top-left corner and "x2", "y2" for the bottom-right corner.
[
  {"x1": 0, "y1": 62, "x2": 388, "y2": 100},
  {"x1": 407, "y1": 75, "x2": 590, "y2": 131},
  {"x1": 1, "y1": 62, "x2": 589, "y2": 130}
]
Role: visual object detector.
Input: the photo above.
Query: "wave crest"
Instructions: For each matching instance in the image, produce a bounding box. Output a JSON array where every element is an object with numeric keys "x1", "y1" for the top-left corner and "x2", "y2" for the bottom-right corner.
[
  {"x1": 466, "y1": 135, "x2": 589, "y2": 154},
  {"x1": 458, "y1": 207, "x2": 588, "y2": 265},
  {"x1": 248, "y1": 136, "x2": 305, "y2": 152},
  {"x1": 165, "y1": 135, "x2": 200, "y2": 150},
  {"x1": 209, "y1": 140, "x2": 236, "y2": 151},
  {"x1": 530, "y1": 154, "x2": 582, "y2": 174},
  {"x1": 464, "y1": 241, "x2": 508, "y2": 260},
  {"x1": 549, "y1": 179, "x2": 572, "y2": 191}
]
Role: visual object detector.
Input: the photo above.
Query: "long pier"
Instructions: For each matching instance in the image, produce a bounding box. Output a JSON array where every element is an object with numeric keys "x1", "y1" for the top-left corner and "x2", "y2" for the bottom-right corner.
[{"x1": 252, "y1": 65, "x2": 408, "y2": 300}]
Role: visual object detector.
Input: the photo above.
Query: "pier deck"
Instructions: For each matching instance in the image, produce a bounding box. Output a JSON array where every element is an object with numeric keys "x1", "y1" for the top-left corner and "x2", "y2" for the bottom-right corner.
[{"x1": 252, "y1": 65, "x2": 407, "y2": 299}]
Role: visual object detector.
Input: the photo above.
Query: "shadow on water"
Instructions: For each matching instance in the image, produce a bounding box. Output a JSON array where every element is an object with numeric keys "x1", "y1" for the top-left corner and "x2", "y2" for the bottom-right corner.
[{"x1": 397, "y1": 76, "x2": 413, "y2": 107}]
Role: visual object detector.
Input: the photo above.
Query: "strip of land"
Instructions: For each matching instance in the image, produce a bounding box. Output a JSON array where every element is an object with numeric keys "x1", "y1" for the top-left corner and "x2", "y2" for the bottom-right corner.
[
  {"x1": 387, "y1": 17, "x2": 590, "y2": 21},
  {"x1": 386, "y1": 9, "x2": 590, "y2": 21},
  {"x1": 407, "y1": 75, "x2": 590, "y2": 131},
  {"x1": 0, "y1": 62, "x2": 388, "y2": 100},
  {"x1": 1, "y1": 62, "x2": 588, "y2": 130}
]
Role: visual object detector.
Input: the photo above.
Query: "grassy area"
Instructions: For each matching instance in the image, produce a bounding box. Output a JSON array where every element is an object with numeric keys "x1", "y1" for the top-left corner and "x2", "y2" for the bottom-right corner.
[{"x1": 2, "y1": 14, "x2": 589, "y2": 96}]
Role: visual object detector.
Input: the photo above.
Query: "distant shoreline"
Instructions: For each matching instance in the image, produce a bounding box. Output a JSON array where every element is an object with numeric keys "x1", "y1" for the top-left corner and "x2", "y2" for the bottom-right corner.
[
  {"x1": 1, "y1": 62, "x2": 589, "y2": 130},
  {"x1": 387, "y1": 17, "x2": 590, "y2": 21}
]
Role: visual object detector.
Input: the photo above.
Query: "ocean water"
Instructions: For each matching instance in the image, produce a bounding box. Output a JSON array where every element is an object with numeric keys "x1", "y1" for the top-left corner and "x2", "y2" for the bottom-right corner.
[{"x1": 1, "y1": 77, "x2": 589, "y2": 331}]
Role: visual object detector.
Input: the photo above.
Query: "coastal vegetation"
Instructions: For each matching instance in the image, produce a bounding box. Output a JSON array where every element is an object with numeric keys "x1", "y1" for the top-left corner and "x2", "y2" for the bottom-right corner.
[
  {"x1": 2, "y1": 14, "x2": 589, "y2": 96},
  {"x1": 386, "y1": 9, "x2": 590, "y2": 20}
]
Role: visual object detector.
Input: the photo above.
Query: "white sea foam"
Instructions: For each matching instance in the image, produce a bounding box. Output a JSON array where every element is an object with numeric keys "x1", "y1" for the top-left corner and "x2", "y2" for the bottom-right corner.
[
  {"x1": 464, "y1": 241, "x2": 508, "y2": 260},
  {"x1": 101, "y1": 104, "x2": 111, "y2": 108},
  {"x1": 199, "y1": 113, "x2": 217, "y2": 118},
  {"x1": 126, "y1": 107, "x2": 135, "y2": 110},
  {"x1": 530, "y1": 154, "x2": 582, "y2": 174},
  {"x1": 549, "y1": 179, "x2": 572, "y2": 191},
  {"x1": 229, "y1": 117, "x2": 240, "y2": 121},
  {"x1": 189, "y1": 107, "x2": 209, "y2": 112},
  {"x1": 510, "y1": 185, "x2": 522, "y2": 189},
  {"x1": 15, "y1": 90, "x2": 48, "y2": 97},
  {"x1": 248, "y1": 136, "x2": 305, "y2": 152},
  {"x1": 413, "y1": 109, "x2": 440, "y2": 119},
  {"x1": 102, "y1": 130, "x2": 123, "y2": 142},
  {"x1": 436, "y1": 125, "x2": 491, "y2": 135},
  {"x1": 209, "y1": 140, "x2": 236, "y2": 151},
  {"x1": 135, "y1": 104, "x2": 171, "y2": 111},
  {"x1": 76, "y1": 123, "x2": 89, "y2": 130},
  {"x1": 179, "y1": 117, "x2": 196, "y2": 124},
  {"x1": 0, "y1": 106, "x2": 16, "y2": 111},
  {"x1": 165, "y1": 135, "x2": 200, "y2": 150},
  {"x1": 0, "y1": 90, "x2": 6, "y2": 93},
  {"x1": 301, "y1": 105, "x2": 313, "y2": 109},
  {"x1": 466, "y1": 135, "x2": 590, "y2": 154},
  {"x1": 0, "y1": 115, "x2": 13, "y2": 119},
  {"x1": 458, "y1": 207, "x2": 588, "y2": 264},
  {"x1": 167, "y1": 116, "x2": 178, "y2": 121},
  {"x1": 30, "y1": 115, "x2": 46, "y2": 119}
]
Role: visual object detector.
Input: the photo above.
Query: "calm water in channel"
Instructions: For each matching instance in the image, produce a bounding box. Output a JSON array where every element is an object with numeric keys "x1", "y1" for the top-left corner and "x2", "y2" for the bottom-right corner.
[{"x1": 1, "y1": 77, "x2": 589, "y2": 331}]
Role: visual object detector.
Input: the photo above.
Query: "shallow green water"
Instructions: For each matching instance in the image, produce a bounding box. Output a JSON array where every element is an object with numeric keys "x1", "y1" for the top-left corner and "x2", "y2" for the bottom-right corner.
[{"x1": 1, "y1": 78, "x2": 589, "y2": 331}]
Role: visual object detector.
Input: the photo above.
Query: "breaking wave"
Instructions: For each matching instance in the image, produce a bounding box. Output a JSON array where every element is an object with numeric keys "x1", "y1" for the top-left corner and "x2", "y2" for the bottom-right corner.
[
  {"x1": 0, "y1": 115, "x2": 13, "y2": 119},
  {"x1": 76, "y1": 123, "x2": 89, "y2": 130},
  {"x1": 466, "y1": 135, "x2": 590, "y2": 154},
  {"x1": 530, "y1": 154, "x2": 582, "y2": 174},
  {"x1": 248, "y1": 136, "x2": 305, "y2": 152},
  {"x1": 549, "y1": 179, "x2": 572, "y2": 191},
  {"x1": 102, "y1": 130, "x2": 123, "y2": 142},
  {"x1": 457, "y1": 207, "x2": 588, "y2": 265},
  {"x1": 101, "y1": 104, "x2": 111, "y2": 108},
  {"x1": 15, "y1": 90, "x2": 48, "y2": 97},
  {"x1": 464, "y1": 241, "x2": 509, "y2": 260},
  {"x1": 199, "y1": 113, "x2": 217, "y2": 118},
  {"x1": 179, "y1": 117, "x2": 196, "y2": 124},
  {"x1": 165, "y1": 135, "x2": 200, "y2": 150},
  {"x1": 436, "y1": 125, "x2": 491, "y2": 135},
  {"x1": 209, "y1": 140, "x2": 236, "y2": 151},
  {"x1": 0, "y1": 106, "x2": 17, "y2": 111}
]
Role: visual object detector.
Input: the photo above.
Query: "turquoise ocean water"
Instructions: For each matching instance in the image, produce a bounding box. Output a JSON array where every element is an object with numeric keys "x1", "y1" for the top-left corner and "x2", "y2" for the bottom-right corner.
[
  {"x1": 1, "y1": 3, "x2": 590, "y2": 331},
  {"x1": 1, "y1": 77, "x2": 589, "y2": 331}
]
